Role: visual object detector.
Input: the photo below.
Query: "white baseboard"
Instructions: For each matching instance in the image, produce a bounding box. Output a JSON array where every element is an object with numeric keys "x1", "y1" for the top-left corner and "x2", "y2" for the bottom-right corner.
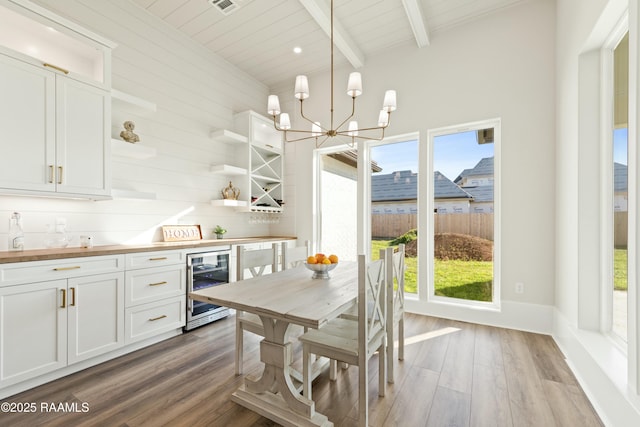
[
  {"x1": 552, "y1": 309, "x2": 640, "y2": 427},
  {"x1": 405, "y1": 298, "x2": 554, "y2": 334}
]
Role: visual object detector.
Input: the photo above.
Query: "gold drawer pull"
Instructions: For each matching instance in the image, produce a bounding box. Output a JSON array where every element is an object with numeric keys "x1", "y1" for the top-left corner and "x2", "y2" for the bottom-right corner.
[
  {"x1": 149, "y1": 257, "x2": 167, "y2": 261},
  {"x1": 48, "y1": 165, "x2": 54, "y2": 183},
  {"x1": 149, "y1": 315, "x2": 167, "y2": 322},
  {"x1": 57, "y1": 166, "x2": 63, "y2": 184},
  {"x1": 70, "y1": 287, "x2": 76, "y2": 306},
  {"x1": 149, "y1": 281, "x2": 168, "y2": 287},
  {"x1": 53, "y1": 266, "x2": 81, "y2": 271},
  {"x1": 43, "y1": 62, "x2": 69, "y2": 74},
  {"x1": 60, "y1": 289, "x2": 66, "y2": 308}
]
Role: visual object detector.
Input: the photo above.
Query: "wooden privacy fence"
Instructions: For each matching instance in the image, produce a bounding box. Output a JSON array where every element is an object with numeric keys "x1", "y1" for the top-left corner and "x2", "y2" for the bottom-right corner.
[
  {"x1": 615, "y1": 211, "x2": 628, "y2": 248},
  {"x1": 372, "y1": 213, "x2": 494, "y2": 241}
]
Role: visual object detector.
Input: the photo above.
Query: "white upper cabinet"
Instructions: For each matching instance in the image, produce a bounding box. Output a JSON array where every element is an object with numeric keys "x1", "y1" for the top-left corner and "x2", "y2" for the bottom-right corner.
[
  {"x1": 0, "y1": 0, "x2": 114, "y2": 89},
  {"x1": 0, "y1": 0, "x2": 115, "y2": 199}
]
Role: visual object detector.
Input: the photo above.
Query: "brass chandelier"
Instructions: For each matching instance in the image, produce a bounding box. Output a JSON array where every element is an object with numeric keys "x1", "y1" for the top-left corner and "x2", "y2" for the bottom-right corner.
[{"x1": 267, "y1": 0, "x2": 397, "y2": 147}]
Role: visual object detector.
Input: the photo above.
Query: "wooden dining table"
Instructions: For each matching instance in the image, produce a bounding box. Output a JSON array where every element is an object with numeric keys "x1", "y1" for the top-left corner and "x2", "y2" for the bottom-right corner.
[{"x1": 189, "y1": 261, "x2": 358, "y2": 427}]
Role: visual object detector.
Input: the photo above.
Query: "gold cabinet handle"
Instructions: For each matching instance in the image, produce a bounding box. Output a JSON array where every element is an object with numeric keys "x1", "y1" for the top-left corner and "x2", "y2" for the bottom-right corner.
[
  {"x1": 53, "y1": 266, "x2": 81, "y2": 271},
  {"x1": 70, "y1": 287, "x2": 76, "y2": 306},
  {"x1": 57, "y1": 166, "x2": 63, "y2": 184},
  {"x1": 149, "y1": 315, "x2": 167, "y2": 322},
  {"x1": 60, "y1": 289, "x2": 66, "y2": 308},
  {"x1": 43, "y1": 62, "x2": 69, "y2": 74},
  {"x1": 149, "y1": 281, "x2": 168, "y2": 287},
  {"x1": 149, "y1": 257, "x2": 167, "y2": 261},
  {"x1": 266, "y1": 144, "x2": 274, "y2": 149},
  {"x1": 48, "y1": 165, "x2": 54, "y2": 183}
]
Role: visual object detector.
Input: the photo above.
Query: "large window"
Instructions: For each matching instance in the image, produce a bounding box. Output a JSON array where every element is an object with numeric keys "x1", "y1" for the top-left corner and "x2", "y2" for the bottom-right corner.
[{"x1": 427, "y1": 120, "x2": 500, "y2": 307}]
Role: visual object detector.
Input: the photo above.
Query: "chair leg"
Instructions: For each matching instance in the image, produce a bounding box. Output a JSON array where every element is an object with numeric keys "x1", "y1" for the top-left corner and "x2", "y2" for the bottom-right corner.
[
  {"x1": 387, "y1": 324, "x2": 395, "y2": 384},
  {"x1": 379, "y1": 344, "x2": 386, "y2": 397},
  {"x1": 303, "y1": 345, "x2": 312, "y2": 399},
  {"x1": 399, "y1": 315, "x2": 404, "y2": 361},
  {"x1": 330, "y1": 359, "x2": 338, "y2": 381},
  {"x1": 235, "y1": 320, "x2": 243, "y2": 376},
  {"x1": 359, "y1": 355, "x2": 368, "y2": 427}
]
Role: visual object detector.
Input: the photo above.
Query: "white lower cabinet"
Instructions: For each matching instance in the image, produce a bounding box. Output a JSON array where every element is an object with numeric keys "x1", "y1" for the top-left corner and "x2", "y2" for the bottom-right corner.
[
  {"x1": 124, "y1": 250, "x2": 186, "y2": 344},
  {"x1": 0, "y1": 280, "x2": 67, "y2": 387},
  {"x1": 0, "y1": 269, "x2": 124, "y2": 388},
  {"x1": 67, "y1": 272, "x2": 124, "y2": 364}
]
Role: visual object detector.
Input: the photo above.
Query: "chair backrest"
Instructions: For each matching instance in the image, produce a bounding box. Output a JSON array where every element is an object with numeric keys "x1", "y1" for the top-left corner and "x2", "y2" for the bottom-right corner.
[
  {"x1": 237, "y1": 243, "x2": 279, "y2": 280},
  {"x1": 358, "y1": 254, "x2": 386, "y2": 357},
  {"x1": 282, "y1": 240, "x2": 310, "y2": 269},
  {"x1": 380, "y1": 244, "x2": 405, "y2": 322}
]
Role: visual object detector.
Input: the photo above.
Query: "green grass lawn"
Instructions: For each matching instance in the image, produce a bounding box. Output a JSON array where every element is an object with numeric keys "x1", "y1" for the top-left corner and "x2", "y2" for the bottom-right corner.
[
  {"x1": 615, "y1": 248, "x2": 628, "y2": 291},
  {"x1": 372, "y1": 239, "x2": 492, "y2": 301}
]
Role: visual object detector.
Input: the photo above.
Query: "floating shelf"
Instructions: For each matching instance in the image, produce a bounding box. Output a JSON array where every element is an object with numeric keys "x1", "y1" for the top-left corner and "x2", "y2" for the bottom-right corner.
[
  {"x1": 111, "y1": 189, "x2": 157, "y2": 200},
  {"x1": 210, "y1": 129, "x2": 247, "y2": 144},
  {"x1": 210, "y1": 164, "x2": 247, "y2": 176},
  {"x1": 111, "y1": 89, "x2": 157, "y2": 113},
  {"x1": 111, "y1": 139, "x2": 157, "y2": 159},
  {"x1": 211, "y1": 199, "x2": 248, "y2": 207}
]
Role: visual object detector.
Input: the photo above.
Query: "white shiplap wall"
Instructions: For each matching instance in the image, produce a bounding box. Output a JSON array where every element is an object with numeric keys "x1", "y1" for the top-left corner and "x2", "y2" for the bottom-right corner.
[{"x1": 0, "y1": 0, "x2": 294, "y2": 250}]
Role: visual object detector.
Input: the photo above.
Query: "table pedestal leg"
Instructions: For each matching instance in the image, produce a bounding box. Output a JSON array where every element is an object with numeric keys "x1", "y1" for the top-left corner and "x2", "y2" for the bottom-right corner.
[{"x1": 231, "y1": 316, "x2": 334, "y2": 427}]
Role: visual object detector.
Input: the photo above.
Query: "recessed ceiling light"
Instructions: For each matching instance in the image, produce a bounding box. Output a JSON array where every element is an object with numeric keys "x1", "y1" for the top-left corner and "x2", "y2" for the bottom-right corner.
[{"x1": 293, "y1": 46, "x2": 302, "y2": 54}]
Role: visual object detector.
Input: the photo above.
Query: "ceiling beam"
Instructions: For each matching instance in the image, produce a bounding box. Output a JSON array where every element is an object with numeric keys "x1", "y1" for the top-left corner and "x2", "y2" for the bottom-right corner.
[
  {"x1": 298, "y1": 0, "x2": 365, "y2": 69},
  {"x1": 401, "y1": 0, "x2": 430, "y2": 47}
]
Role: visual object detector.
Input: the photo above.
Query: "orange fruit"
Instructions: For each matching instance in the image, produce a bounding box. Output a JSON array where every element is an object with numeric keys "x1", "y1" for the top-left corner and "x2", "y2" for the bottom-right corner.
[
  {"x1": 307, "y1": 256, "x2": 318, "y2": 264},
  {"x1": 328, "y1": 254, "x2": 338, "y2": 264},
  {"x1": 315, "y1": 253, "x2": 326, "y2": 262},
  {"x1": 321, "y1": 258, "x2": 331, "y2": 265}
]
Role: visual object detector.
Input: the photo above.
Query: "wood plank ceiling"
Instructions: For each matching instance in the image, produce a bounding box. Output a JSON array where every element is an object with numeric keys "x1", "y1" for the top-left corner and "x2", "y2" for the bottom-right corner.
[{"x1": 132, "y1": 0, "x2": 528, "y2": 88}]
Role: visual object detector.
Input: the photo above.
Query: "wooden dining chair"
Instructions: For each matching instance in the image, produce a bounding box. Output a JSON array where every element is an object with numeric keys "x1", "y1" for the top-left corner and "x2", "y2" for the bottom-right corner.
[
  {"x1": 299, "y1": 255, "x2": 387, "y2": 427},
  {"x1": 282, "y1": 240, "x2": 310, "y2": 269},
  {"x1": 234, "y1": 243, "x2": 279, "y2": 375}
]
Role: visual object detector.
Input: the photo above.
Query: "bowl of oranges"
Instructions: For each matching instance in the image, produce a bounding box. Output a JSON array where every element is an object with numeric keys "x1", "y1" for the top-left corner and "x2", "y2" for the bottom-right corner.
[{"x1": 304, "y1": 253, "x2": 339, "y2": 279}]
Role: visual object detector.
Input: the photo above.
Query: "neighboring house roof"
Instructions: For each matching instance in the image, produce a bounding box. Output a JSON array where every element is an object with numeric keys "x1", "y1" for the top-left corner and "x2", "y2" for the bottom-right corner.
[
  {"x1": 372, "y1": 170, "x2": 475, "y2": 202},
  {"x1": 615, "y1": 162, "x2": 628, "y2": 192},
  {"x1": 434, "y1": 171, "x2": 473, "y2": 199},
  {"x1": 454, "y1": 156, "x2": 494, "y2": 184},
  {"x1": 371, "y1": 170, "x2": 417, "y2": 201},
  {"x1": 463, "y1": 184, "x2": 494, "y2": 202}
]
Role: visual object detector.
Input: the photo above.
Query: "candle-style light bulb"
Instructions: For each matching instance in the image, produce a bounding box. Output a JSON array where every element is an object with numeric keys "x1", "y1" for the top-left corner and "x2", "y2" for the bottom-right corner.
[
  {"x1": 378, "y1": 110, "x2": 389, "y2": 127},
  {"x1": 383, "y1": 90, "x2": 397, "y2": 112}
]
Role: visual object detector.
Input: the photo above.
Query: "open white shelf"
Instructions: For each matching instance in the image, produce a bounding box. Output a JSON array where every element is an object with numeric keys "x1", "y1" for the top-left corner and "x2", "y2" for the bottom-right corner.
[
  {"x1": 210, "y1": 129, "x2": 247, "y2": 144},
  {"x1": 210, "y1": 164, "x2": 247, "y2": 176},
  {"x1": 111, "y1": 138, "x2": 157, "y2": 159},
  {"x1": 111, "y1": 189, "x2": 157, "y2": 200},
  {"x1": 211, "y1": 199, "x2": 247, "y2": 207},
  {"x1": 112, "y1": 89, "x2": 156, "y2": 113}
]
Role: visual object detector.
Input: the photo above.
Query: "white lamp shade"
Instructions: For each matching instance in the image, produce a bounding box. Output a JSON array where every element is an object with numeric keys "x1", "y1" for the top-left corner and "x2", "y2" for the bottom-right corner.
[
  {"x1": 312, "y1": 122, "x2": 322, "y2": 136},
  {"x1": 347, "y1": 120, "x2": 358, "y2": 136},
  {"x1": 267, "y1": 95, "x2": 280, "y2": 115},
  {"x1": 383, "y1": 90, "x2": 397, "y2": 112},
  {"x1": 294, "y1": 75, "x2": 309, "y2": 100},
  {"x1": 347, "y1": 72, "x2": 362, "y2": 97},
  {"x1": 279, "y1": 113, "x2": 291, "y2": 130},
  {"x1": 378, "y1": 110, "x2": 389, "y2": 127}
]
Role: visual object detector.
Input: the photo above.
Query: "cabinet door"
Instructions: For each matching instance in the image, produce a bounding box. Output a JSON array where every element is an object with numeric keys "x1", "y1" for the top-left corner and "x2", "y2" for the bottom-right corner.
[
  {"x1": 56, "y1": 77, "x2": 110, "y2": 197},
  {"x1": 67, "y1": 272, "x2": 124, "y2": 364},
  {"x1": 0, "y1": 54, "x2": 56, "y2": 192},
  {"x1": 0, "y1": 280, "x2": 67, "y2": 387}
]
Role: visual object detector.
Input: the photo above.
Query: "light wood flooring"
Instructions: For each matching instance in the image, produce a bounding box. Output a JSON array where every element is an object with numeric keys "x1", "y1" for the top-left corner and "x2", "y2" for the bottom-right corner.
[{"x1": 2, "y1": 313, "x2": 603, "y2": 427}]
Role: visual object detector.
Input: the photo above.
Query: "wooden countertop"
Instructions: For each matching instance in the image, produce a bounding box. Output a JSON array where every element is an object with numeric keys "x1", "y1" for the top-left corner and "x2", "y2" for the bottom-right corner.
[{"x1": 0, "y1": 236, "x2": 296, "y2": 264}]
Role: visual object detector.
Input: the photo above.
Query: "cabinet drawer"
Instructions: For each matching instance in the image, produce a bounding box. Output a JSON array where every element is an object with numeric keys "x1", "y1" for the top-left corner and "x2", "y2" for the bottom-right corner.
[
  {"x1": 125, "y1": 296, "x2": 185, "y2": 344},
  {"x1": 125, "y1": 265, "x2": 185, "y2": 307},
  {"x1": 0, "y1": 255, "x2": 124, "y2": 287},
  {"x1": 125, "y1": 250, "x2": 184, "y2": 270}
]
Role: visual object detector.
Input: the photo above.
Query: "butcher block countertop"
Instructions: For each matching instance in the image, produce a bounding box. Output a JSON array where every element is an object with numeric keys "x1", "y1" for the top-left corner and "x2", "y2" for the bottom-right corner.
[{"x1": 0, "y1": 236, "x2": 295, "y2": 264}]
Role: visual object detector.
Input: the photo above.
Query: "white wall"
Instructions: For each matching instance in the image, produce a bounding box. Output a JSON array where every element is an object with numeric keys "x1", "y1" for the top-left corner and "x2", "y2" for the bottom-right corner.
[
  {"x1": 0, "y1": 0, "x2": 287, "y2": 250},
  {"x1": 279, "y1": 0, "x2": 557, "y2": 317}
]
